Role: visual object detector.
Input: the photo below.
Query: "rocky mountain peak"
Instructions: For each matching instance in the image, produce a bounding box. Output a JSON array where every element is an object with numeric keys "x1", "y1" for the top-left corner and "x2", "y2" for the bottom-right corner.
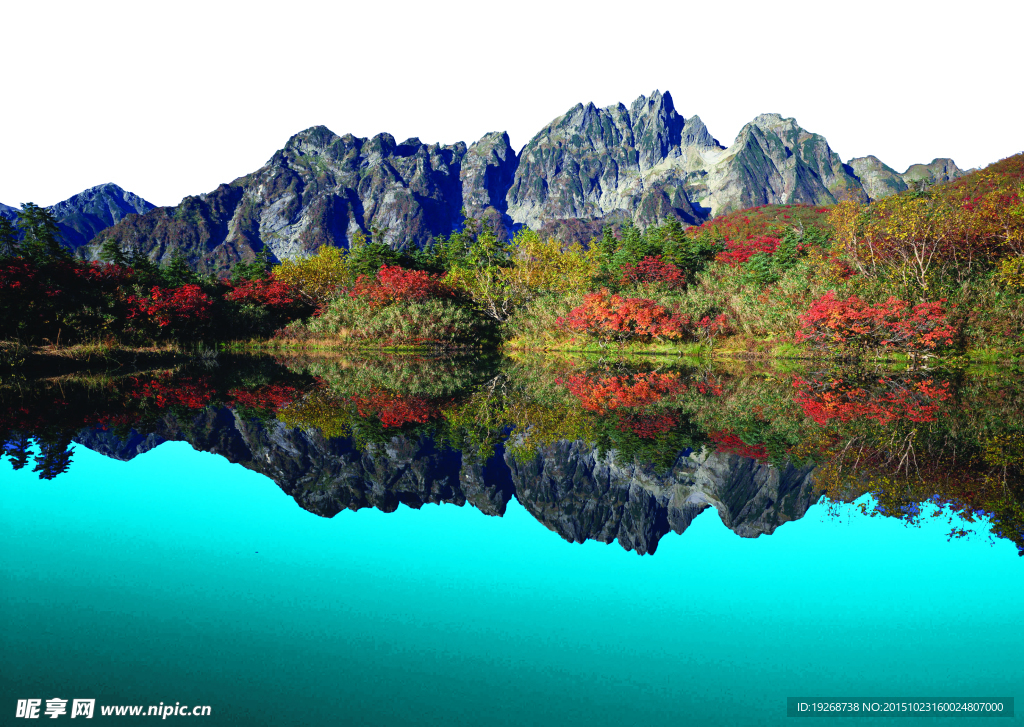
[
  {"x1": 846, "y1": 155, "x2": 907, "y2": 202},
  {"x1": 903, "y1": 157, "x2": 963, "y2": 184},
  {"x1": 286, "y1": 125, "x2": 340, "y2": 156},
  {"x1": 48, "y1": 183, "x2": 153, "y2": 219},
  {"x1": 628, "y1": 90, "x2": 684, "y2": 170},
  {"x1": 680, "y1": 115, "x2": 722, "y2": 150},
  {"x1": 462, "y1": 131, "x2": 518, "y2": 224}
]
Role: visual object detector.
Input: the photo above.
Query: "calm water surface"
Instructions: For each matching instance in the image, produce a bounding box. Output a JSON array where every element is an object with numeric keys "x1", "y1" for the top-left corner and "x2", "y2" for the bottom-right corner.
[{"x1": 2, "y1": 355, "x2": 1021, "y2": 725}]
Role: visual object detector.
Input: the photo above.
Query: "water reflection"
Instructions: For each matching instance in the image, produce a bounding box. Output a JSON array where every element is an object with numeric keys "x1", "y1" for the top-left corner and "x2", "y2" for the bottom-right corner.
[{"x1": 3, "y1": 353, "x2": 1021, "y2": 555}]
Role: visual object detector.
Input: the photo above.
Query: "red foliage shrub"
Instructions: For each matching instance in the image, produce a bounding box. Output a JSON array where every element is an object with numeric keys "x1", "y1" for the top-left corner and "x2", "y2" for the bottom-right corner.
[
  {"x1": 716, "y1": 235, "x2": 780, "y2": 267},
  {"x1": 225, "y1": 275, "x2": 299, "y2": 309},
  {"x1": 792, "y1": 375, "x2": 952, "y2": 426},
  {"x1": 616, "y1": 412, "x2": 679, "y2": 439},
  {"x1": 695, "y1": 314, "x2": 731, "y2": 342},
  {"x1": 228, "y1": 384, "x2": 299, "y2": 413},
  {"x1": 707, "y1": 430, "x2": 768, "y2": 460},
  {"x1": 350, "y1": 265, "x2": 452, "y2": 308},
  {"x1": 0, "y1": 259, "x2": 37, "y2": 294},
  {"x1": 126, "y1": 374, "x2": 214, "y2": 410},
  {"x1": 558, "y1": 289, "x2": 689, "y2": 343},
  {"x1": 687, "y1": 204, "x2": 831, "y2": 246},
  {"x1": 618, "y1": 255, "x2": 686, "y2": 289},
  {"x1": 127, "y1": 285, "x2": 212, "y2": 327},
  {"x1": 560, "y1": 372, "x2": 686, "y2": 413},
  {"x1": 350, "y1": 389, "x2": 444, "y2": 428},
  {"x1": 75, "y1": 261, "x2": 135, "y2": 286},
  {"x1": 796, "y1": 291, "x2": 957, "y2": 355}
]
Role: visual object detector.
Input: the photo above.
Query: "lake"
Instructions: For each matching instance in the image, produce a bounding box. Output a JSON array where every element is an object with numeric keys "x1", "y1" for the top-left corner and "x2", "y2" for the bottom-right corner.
[{"x1": 2, "y1": 353, "x2": 1021, "y2": 725}]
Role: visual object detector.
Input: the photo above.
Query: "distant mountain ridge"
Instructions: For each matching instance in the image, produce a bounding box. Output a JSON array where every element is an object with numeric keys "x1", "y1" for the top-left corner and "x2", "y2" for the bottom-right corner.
[
  {"x1": 16, "y1": 90, "x2": 966, "y2": 273},
  {"x1": 0, "y1": 183, "x2": 155, "y2": 251}
]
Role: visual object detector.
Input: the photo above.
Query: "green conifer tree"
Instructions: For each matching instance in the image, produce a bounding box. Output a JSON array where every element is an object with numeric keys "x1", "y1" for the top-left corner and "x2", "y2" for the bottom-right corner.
[
  {"x1": 0, "y1": 216, "x2": 18, "y2": 258},
  {"x1": 17, "y1": 203, "x2": 68, "y2": 263}
]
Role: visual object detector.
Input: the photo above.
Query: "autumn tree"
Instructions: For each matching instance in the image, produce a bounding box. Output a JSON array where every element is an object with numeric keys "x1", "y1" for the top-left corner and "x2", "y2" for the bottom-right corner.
[
  {"x1": 273, "y1": 245, "x2": 350, "y2": 312},
  {"x1": 445, "y1": 229, "x2": 598, "y2": 322}
]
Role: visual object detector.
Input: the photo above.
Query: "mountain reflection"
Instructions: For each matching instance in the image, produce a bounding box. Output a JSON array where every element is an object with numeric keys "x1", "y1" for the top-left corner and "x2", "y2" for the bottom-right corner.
[{"x1": 3, "y1": 353, "x2": 1022, "y2": 555}]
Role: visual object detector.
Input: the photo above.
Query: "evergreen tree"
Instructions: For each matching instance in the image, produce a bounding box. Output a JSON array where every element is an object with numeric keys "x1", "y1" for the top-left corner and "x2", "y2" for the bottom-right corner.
[
  {"x1": 0, "y1": 216, "x2": 17, "y2": 258},
  {"x1": 163, "y1": 251, "x2": 202, "y2": 287},
  {"x1": 32, "y1": 436, "x2": 74, "y2": 480},
  {"x1": 17, "y1": 203, "x2": 68, "y2": 263},
  {"x1": 98, "y1": 237, "x2": 129, "y2": 266},
  {"x1": 230, "y1": 248, "x2": 272, "y2": 283}
]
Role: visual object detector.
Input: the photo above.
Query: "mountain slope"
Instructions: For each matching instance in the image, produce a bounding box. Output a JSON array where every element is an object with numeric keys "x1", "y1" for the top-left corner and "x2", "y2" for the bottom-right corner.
[
  {"x1": 0, "y1": 183, "x2": 155, "y2": 252},
  {"x1": 82, "y1": 128, "x2": 517, "y2": 274}
]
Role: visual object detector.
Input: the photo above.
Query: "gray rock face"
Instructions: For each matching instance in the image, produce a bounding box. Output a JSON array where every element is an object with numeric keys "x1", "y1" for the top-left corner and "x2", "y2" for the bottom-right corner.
[
  {"x1": 49, "y1": 183, "x2": 155, "y2": 250},
  {"x1": 847, "y1": 156, "x2": 966, "y2": 201},
  {"x1": 73, "y1": 427, "x2": 166, "y2": 460},
  {"x1": 506, "y1": 91, "x2": 709, "y2": 229},
  {"x1": 74, "y1": 408, "x2": 818, "y2": 554},
  {"x1": 902, "y1": 158, "x2": 965, "y2": 189},
  {"x1": 505, "y1": 96, "x2": 876, "y2": 224},
  {"x1": 699, "y1": 113, "x2": 870, "y2": 213},
  {"x1": 847, "y1": 156, "x2": 910, "y2": 201},
  {"x1": 460, "y1": 131, "x2": 518, "y2": 234}
]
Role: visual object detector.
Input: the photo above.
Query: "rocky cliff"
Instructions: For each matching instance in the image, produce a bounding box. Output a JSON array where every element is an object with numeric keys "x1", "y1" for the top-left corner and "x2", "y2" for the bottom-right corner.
[
  {"x1": 507, "y1": 96, "x2": 878, "y2": 225},
  {"x1": 902, "y1": 158, "x2": 964, "y2": 189},
  {"x1": 80, "y1": 128, "x2": 517, "y2": 274},
  {"x1": 846, "y1": 156, "x2": 910, "y2": 201},
  {"x1": 74, "y1": 407, "x2": 818, "y2": 554},
  {"x1": 71, "y1": 90, "x2": 964, "y2": 271},
  {"x1": 505, "y1": 92, "x2": 711, "y2": 229}
]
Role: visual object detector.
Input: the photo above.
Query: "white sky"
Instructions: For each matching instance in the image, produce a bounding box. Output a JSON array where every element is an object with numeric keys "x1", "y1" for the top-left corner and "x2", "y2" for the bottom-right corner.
[{"x1": 2, "y1": 0, "x2": 1021, "y2": 208}]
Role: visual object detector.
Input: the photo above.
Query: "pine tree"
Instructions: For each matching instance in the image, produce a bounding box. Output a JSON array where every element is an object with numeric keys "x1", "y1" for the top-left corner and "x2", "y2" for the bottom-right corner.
[
  {"x1": 99, "y1": 237, "x2": 129, "y2": 266},
  {"x1": 0, "y1": 216, "x2": 17, "y2": 258},
  {"x1": 17, "y1": 203, "x2": 68, "y2": 263},
  {"x1": 164, "y1": 251, "x2": 202, "y2": 287}
]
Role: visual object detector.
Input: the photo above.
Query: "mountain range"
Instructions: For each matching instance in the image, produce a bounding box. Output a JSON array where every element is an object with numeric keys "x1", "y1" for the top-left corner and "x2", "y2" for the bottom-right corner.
[
  {"x1": 0, "y1": 183, "x2": 155, "y2": 252},
  {"x1": 5, "y1": 91, "x2": 965, "y2": 273}
]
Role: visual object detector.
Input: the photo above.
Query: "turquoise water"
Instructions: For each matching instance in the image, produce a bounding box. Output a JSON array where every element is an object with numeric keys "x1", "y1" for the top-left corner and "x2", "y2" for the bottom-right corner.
[{"x1": 2, "y1": 441, "x2": 1021, "y2": 726}]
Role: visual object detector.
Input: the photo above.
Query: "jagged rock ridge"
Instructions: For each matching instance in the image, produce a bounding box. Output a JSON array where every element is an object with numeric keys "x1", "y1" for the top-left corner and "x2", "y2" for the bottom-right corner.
[
  {"x1": 74, "y1": 90, "x2": 964, "y2": 271},
  {"x1": 506, "y1": 91, "x2": 713, "y2": 229},
  {"x1": 81, "y1": 128, "x2": 518, "y2": 274}
]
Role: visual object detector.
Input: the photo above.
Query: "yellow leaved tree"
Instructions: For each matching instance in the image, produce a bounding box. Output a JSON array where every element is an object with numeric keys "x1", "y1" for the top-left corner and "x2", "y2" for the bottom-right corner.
[
  {"x1": 445, "y1": 229, "x2": 600, "y2": 321},
  {"x1": 273, "y1": 245, "x2": 350, "y2": 312}
]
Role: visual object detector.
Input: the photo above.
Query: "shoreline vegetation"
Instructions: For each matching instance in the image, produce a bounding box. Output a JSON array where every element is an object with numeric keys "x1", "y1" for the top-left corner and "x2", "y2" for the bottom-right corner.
[{"x1": 2, "y1": 153, "x2": 1022, "y2": 373}]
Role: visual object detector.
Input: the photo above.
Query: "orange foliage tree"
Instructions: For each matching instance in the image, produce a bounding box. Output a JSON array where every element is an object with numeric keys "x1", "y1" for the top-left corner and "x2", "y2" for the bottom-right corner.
[{"x1": 558, "y1": 289, "x2": 689, "y2": 345}]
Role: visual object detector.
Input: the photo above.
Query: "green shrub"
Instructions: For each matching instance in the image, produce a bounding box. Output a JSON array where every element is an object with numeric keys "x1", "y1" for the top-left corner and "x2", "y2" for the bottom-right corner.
[{"x1": 307, "y1": 297, "x2": 486, "y2": 346}]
